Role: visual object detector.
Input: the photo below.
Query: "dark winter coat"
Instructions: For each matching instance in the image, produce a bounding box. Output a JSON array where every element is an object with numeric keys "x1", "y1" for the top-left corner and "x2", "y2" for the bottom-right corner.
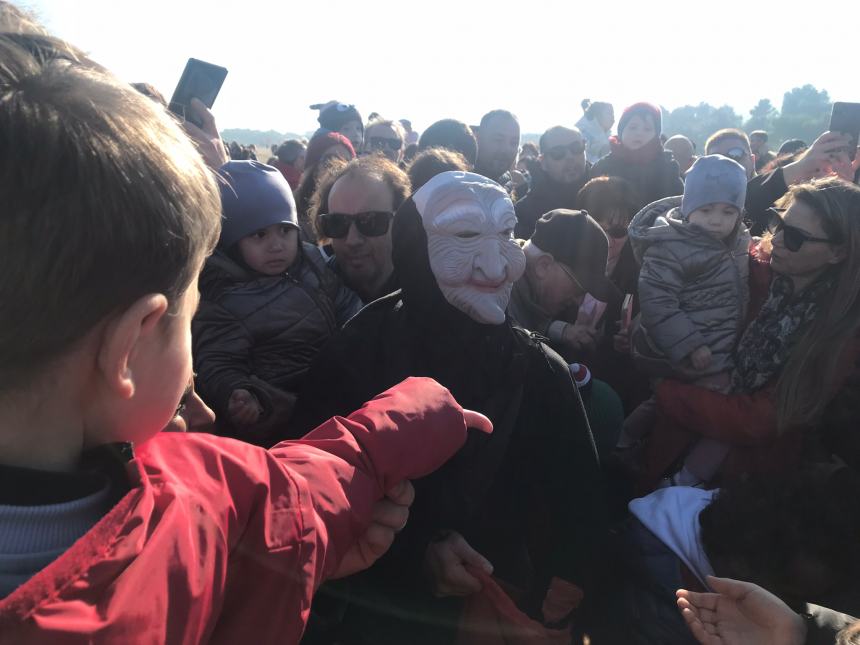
[
  {"x1": 326, "y1": 254, "x2": 400, "y2": 304},
  {"x1": 745, "y1": 167, "x2": 787, "y2": 236},
  {"x1": 588, "y1": 240, "x2": 652, "y2": 413},
  {"x1": 514, "y1": 166, "x2": 590, "y2": 239},
  {"x1": 291, "y1": 195, "x2": 606, "y2": 643},
  {"x1": 591, "y1": 149, "x2": 684, "y2": 210},
  {"x1": 193, "y1": 243, "x2": 361, "y2": 444}
]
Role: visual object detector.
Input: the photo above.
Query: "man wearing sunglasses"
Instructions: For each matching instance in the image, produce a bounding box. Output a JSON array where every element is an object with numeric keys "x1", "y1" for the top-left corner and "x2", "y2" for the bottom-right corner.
[
  {"x1": 363, "y1": 119, "x2": 406, "y2": 164},
  {"x1": 514, "y1": 126, "x2": 589, "y2": 239},
  {"x1": 313, "y1": 156, "x2": 411, "y2": 303},
  {"x1": 705, "y1": 129, "x2": 755, "y2": 180}
]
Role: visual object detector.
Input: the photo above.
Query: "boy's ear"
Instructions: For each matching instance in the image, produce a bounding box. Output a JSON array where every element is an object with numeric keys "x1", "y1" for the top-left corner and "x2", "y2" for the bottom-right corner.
[{"x1": 97, "y1": 294, "x2": 169, "y2": 399}]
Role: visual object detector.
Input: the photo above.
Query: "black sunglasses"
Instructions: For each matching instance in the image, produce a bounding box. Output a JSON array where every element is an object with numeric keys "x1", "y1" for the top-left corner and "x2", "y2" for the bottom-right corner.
[
  {"x1": 319, "y1": 211, "x2": 394, "y2": 239},
  {"x1": 369, "y1": 137, "x2": 402, "y2": 151},
  {"x1": 768, "y1": 208, "x2": 832, "y2": 252},
  {"x1": 546, "y1": 142, "x2": 586, "y2": 161}
]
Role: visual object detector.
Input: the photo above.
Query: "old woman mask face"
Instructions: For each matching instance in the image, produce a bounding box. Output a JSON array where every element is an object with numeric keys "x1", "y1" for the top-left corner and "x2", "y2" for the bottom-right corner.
[{"x1": 412, "y1": 171, "x2": 526, "y2": 325}]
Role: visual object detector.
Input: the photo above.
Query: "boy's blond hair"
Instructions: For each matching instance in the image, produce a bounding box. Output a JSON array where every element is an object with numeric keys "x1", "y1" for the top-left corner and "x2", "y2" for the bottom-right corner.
[{"x1": 0, "y1": 16, "x2": 221, "y2": 391}]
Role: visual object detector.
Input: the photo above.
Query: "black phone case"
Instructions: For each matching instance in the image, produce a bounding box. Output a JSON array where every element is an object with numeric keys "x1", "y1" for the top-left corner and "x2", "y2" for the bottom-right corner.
[
  {"x1": 829, "y1": 102, "x2": 860, "y2": 161},
  {"x1": 168, "y1": 58, "x2": 228, "y2": 128}
]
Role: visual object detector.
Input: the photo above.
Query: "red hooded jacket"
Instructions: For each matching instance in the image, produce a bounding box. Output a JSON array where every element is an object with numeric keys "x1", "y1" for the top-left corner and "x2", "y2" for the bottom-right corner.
[{"x1": 0, "y1": 377, "x2": 471, "y2": 644}]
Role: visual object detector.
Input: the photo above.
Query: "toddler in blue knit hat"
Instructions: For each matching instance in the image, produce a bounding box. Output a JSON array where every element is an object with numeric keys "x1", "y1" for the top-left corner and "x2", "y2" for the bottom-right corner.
[
  {"x1": 193, "y1": 161, "x2": 361, "y2": 443},
  {"x1": 622, "y1": 155, "x2": 752, "y2": 486}
]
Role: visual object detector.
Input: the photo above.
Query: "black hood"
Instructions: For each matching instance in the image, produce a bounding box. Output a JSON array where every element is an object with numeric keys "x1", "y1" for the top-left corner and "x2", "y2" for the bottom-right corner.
[{"x1": 390, "y1": 195, "x2": 518, "y2": 396}]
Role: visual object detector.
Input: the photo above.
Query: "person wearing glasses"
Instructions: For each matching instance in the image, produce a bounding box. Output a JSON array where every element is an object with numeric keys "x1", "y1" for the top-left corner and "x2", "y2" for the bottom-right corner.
[
  {"x1": 310, "y1": 155, "x2": 411, "y2": 303},
  {"x1": 705, "y1": 129, "x2": 756, "y2": 179},
  {"x1": 636, "y1": 177, "x2": 860, "y2": 493},
  {"x1": 193, "y1": 161, "x2": 362, "y2": 445},
  {"x1": 514, "y1": 125, "x2": 590, "y2": 238},
  {"x1": 363, "y1": 118, "x2": 406, "y2": 164},
  {"x1": 591, "y1": 102, "x2": 684, "y2": 211}
]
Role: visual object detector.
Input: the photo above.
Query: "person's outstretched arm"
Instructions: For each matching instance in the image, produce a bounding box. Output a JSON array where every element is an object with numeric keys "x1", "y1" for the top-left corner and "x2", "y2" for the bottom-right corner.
[{"x1": 209, "y1": 377, "x2": 491, "y2": 643}]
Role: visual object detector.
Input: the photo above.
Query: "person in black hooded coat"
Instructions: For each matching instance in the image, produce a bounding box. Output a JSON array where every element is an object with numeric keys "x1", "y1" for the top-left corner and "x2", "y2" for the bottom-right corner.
[{"x1": 290, "y1": 171, "x2": 606, "y2": 644}]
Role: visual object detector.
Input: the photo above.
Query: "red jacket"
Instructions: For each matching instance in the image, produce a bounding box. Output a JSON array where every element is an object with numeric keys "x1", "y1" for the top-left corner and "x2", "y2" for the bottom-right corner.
[
  {"x1": 270, "y1": 159, "x2": 302, "y2": 190},
  {"x1": 0, "y1": 378, "x2": 471, "y2": 644}
]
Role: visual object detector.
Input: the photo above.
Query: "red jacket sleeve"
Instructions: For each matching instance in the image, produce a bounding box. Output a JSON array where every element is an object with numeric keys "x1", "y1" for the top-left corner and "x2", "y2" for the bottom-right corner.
[
  {"x1": 655, "y1": 379, "x2": 778, "y2": 446},
  {"x1": 213, "y1": 377, "x2": 471, "y2": 644},
  {"x1": 271, "y1": 376, "x2": 471, "y2": 575}
]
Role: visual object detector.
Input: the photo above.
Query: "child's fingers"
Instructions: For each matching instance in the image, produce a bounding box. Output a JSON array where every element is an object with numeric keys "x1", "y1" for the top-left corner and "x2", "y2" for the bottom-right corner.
[
  {"x1": 463, "y1": 409, "x2": 493, "y2": 434},
  {"x1": 385, "y1": 480, "x2": 415, "y2": 506}
]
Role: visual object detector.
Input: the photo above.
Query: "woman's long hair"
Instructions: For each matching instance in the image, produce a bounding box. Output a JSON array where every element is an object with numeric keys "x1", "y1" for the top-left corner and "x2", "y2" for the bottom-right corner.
[{"x1": 775, "y1": 177, "x2": 860, "y2": 429}]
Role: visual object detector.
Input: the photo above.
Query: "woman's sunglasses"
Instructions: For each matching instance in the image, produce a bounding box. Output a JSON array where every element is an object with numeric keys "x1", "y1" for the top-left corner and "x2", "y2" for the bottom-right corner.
[
  {"x1": 546, "y1": 142, "x2": 586, "y2": 161},
  {"x1": 319, "y1": 211, "x2": 394, "y2": 239},
  {"x1": 768, "y1": 208, "x2": 832, "y2": 252}
]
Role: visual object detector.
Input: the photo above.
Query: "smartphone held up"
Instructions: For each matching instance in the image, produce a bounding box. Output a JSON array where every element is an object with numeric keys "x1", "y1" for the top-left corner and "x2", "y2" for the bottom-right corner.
[
  {"x1": 829, "y1": 102, "x2": 860, "y2": 162},
  {"x1": 168, "y1": 58, "x2": 228, "y2": 128}
]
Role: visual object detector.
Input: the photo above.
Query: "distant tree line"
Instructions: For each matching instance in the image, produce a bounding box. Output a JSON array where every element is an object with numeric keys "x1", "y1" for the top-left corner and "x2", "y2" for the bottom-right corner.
[{"x1": 661, "y1": 84, "x2": 833, "y2": 150}]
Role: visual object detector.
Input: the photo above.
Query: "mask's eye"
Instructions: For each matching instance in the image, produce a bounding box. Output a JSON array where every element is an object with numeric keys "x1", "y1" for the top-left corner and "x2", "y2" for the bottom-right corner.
[{"x1": 455, "y1": 231, "x2": 480, "y2": 239}]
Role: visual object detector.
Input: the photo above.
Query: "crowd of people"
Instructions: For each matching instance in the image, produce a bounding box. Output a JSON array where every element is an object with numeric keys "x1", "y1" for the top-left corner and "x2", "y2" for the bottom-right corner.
[{"x1": 2, "y1": 3, "x2": 860, "y2": 644}]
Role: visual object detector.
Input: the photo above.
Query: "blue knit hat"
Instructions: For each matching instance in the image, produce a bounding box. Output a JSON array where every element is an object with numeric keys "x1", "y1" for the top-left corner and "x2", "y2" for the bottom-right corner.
[
  {"x1": 218, "y1": 161, "x2": 299, "y2": 249},
  {"x1": 681, "y1": 155, "x2": 748, "y2": 218}
]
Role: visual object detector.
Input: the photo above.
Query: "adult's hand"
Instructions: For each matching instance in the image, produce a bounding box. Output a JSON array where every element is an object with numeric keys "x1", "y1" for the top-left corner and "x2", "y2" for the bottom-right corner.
[
  {"x1": 183, "y1": 97, "x2": 229, "y2": 171},
  {"x1": 676, "y1": 576, "x2": 806, "y2": 645},
  {"x1": 424, "y1": 530, "x2": 493, "y2": 597},
  {"x1": 228, "y1": 388, "x2": 262, "y2": 426},
  {"x1": 331, "y1": 480, "x2": 415, "y2": 579},
  {"x1": 563, "y1": 323, "x2": 599, "y2": 353},
  {"x1": 783, "y1": 131, "x2": 853, "y2": 186}
]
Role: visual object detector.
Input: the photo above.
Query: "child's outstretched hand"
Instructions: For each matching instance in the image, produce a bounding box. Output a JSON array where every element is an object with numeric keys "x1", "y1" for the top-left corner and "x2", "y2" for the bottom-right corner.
[
  {"x1": 228, "y1": 388, "x2": 262, "y2": 426},
  {"x1": 690, "y1": 346, "x2": 713, "y2": 371}
]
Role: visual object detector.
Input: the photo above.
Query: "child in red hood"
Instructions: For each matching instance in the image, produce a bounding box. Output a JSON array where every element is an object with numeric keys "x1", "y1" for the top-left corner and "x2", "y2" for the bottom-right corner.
[{"x1": 0, "y1": 17, "x2": 487, "y2": 645}]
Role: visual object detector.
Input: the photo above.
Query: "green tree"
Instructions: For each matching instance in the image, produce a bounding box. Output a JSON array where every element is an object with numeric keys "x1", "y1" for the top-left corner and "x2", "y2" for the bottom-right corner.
[
  {"x1": 772, "y1": 85, "x2": 831, "y2": 147},
  {"x1": 663, "y1": 103, "x2": 743, "y2": 151},
  {"x1": 744, "y1": 98, "x2": 778, "y2": 134}
]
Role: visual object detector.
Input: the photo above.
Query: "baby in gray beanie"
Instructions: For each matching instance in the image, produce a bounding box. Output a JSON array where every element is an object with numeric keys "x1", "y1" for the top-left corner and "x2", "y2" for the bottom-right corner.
[{"x1": 623, "y1": 155, "x2": 751, "y2": 486}]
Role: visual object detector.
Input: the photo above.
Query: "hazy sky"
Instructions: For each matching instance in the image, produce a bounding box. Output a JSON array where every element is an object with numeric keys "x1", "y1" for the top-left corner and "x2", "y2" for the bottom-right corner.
[{"x1": 21, "y1": 0, "x2": 860, "y2": 135}]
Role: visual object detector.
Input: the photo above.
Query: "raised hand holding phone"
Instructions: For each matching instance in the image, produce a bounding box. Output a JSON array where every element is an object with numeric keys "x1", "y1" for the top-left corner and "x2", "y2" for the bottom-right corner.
[{"x1": 168, "y1": 58, "x2": 227, "y2": 128}]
